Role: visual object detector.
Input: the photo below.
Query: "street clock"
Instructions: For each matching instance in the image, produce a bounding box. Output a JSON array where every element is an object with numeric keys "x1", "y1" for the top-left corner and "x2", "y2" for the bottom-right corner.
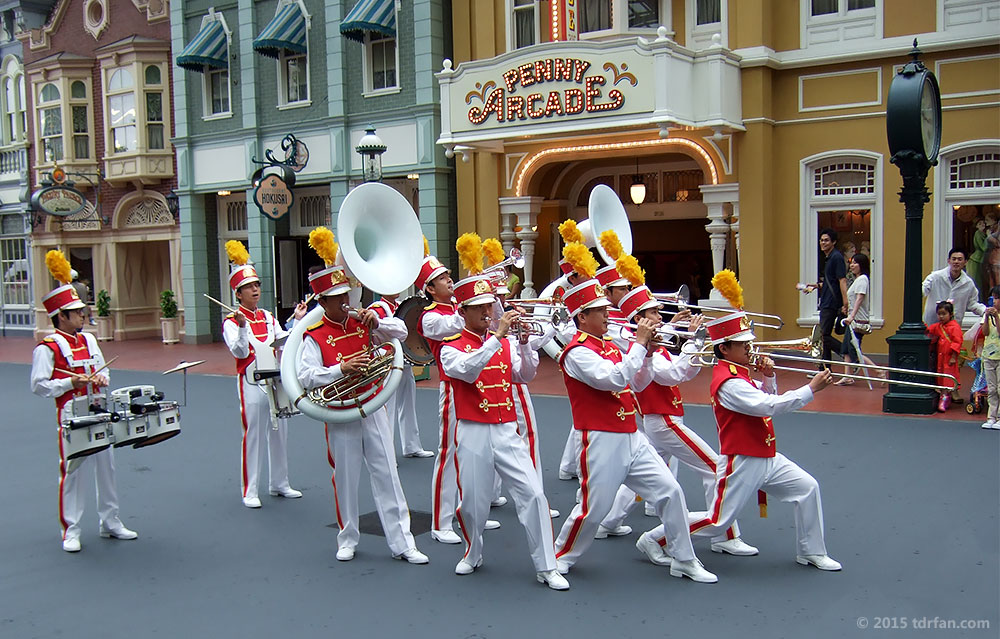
[{"x1": 887, "y1": 40, "x2": 942, "y2": 164}]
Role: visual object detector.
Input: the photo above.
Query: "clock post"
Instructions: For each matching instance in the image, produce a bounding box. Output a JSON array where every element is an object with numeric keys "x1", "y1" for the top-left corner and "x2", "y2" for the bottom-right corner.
[{"x1": 884, "y1": 41, "x2": 942, "y2": 414}]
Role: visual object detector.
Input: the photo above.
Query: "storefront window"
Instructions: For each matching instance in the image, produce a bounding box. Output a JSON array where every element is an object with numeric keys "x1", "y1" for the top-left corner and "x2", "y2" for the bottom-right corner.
[
  {"x1": 816, "y1": 209, "x2": 870, "y2": 286},
  {"x1": 954, "y1": 205, "x2": 1000, "y2": 302},
  {"x1": 512, "y1": 0, "x2": 537, "y2": 49},
  {"x1": 579, "y1": 0, "x2": 612, "y2": 33}
]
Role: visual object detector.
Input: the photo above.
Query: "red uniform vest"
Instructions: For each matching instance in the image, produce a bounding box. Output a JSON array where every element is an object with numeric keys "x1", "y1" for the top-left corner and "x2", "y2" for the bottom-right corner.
[
  {"x1": 368, "y1": 299, "x2": 399, "y2": 320},
  {"x1": 560, "y1": 331, "x2": 639, "y2": 433},
  {"x1": 710, "y1": 361, "x2": 776, "y2": 458},
  {"x1": 304, "y1": 314, "x2": 377, "y2": 396},
  {"x1": 224, "y1": 307, "x2": 273, "y2": 375},
  {"x1": 418, "y1": 301, "x2": 458, "y2": 383},
  {"x1": 442, "y1": 330, "x2": 516, "y2": 424},
  {"x1": 635, "y1": 346, "x2": 684, "y2": 417},
  {"x1": 40, "y1": 330, "x2": 95, "y2": 410}
]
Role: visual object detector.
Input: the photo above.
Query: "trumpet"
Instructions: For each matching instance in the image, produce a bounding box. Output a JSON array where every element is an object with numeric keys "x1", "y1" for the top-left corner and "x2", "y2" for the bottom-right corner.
[
  {"x1": 304, "y1": 345, "x2": 402, "y2": 413},
  {"x1": 484, "y1": 248, "x2": 525, "y2": 273},
  {"x1": 513, "y1": 295, "x2": 564, "y2": 307},
  {"x1": 609, "y1": 320, "x2": 707, "y2": 348},
  {"x1": 690, "y1": 327, "x2": 958, "y2": 392},
  {"x1": 646, "y1": 285, "x2": 785, "y2": 330},
  {"x1": 512, "y1": 313, "x2": 569, "y2": 336}
]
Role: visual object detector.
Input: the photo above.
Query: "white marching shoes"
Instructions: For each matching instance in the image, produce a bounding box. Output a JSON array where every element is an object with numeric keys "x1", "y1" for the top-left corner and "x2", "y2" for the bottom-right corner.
[
  {"x1": 242, "y1": 496, "x2": 262, "y2": 509},
  {"x1": 635, "y1": 532, "x2": 672, "y2": 566},
  {"x1": 490, "y1": 496, "x2": 508, "y2": 507},
  {"x1": 595, "y1": 524, "x2": 632, "y2": 539},
  {"x1": 710, "y1": 537, "x2": 759, "y2": 556},
  {"x1": 403, "y1": 449, "x2": 435, "y2": 458},
  {"x1": 62, "y1": 537, "x2": 81, "y2": 553},
  {"x1": 549, "y1": 508, "x2": 561, "y2": 518},
  {"x1": 395, "y1": 547, "x2": 429, "y2": 564},
  {"x1": 431, "y1": 529, "x2": 462, "y2": 544},
  {"x1": 796, "y1": 554, "x2": 842, "y2": 571},
  {"x1": 269, "y1": 487, "x2": 303, "y2": 498},
  {"x1": 484, "y1": 519, "x2": 501, "y2": 530},
  {"x1": 669, "y1": 558, "x2": 718, "y2": 583},
  {"x1": 99, "y1": 523, "x2": 138, "y2": 540},
  {"x1": 536, "y1": 569, "x2": 570, "y2": 591},
  {"x1": 336, "y1": 546, "x2": 356, "y2": 561},
  {"x1": 455, "y1": 557, "x2": 483, "y2": 575}
]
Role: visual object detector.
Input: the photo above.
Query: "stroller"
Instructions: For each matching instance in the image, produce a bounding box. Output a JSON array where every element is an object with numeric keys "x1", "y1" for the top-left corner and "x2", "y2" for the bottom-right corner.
[{"x1": 964, "y1": 355, "x2": 988, "y2": 415}]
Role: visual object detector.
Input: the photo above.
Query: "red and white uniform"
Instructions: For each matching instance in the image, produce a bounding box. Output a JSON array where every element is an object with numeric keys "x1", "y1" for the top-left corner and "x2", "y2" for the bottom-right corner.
[
  {"x1": 440, "y1": 329, "x2": 556, "y2": 571},
  {"x1": 418, "y1": 301, "x2": 465, "y2": 533},
  {"x1": 369, "y1": 299, "x2": 424, "y2": 456},
  {"x1": 30, "y1": 330, "x2": 123, "y2": 544},
  {"x1": 223, "y1": 306, "x2": 293, "y2": 502},
  {"x1": 600, "y1": 342, "x2": 742, "y2": 543},
  {"x1": 648, "y1": 361, "x2": 830, "y2": 557},
  {"x1": 297, "y1": 312, "x2": 417, "y2": 555},
  {"x1": 553, "y1": 332, "x2": 697, "y2": 568}
]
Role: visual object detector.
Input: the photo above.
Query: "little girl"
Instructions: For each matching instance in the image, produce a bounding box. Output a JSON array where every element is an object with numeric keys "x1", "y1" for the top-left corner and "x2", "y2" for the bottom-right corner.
[
  {"x1": 979, "y1": 287, "x2": 1000, "y2": 429},
  {"x1": 926, "y1": 300, "x2": 963, "y2": 412}
]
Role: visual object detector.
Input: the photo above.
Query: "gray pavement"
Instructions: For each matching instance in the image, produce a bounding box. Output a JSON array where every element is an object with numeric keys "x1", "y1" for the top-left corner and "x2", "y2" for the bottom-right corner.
[{"x1": 1, "y1": 363, "x2": 997, "y2": 638}]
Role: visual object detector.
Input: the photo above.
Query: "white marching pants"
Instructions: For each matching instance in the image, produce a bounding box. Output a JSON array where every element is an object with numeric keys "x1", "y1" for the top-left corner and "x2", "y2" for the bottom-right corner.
[
  {"x1": 430, "y1": 381, "x2": 458, "y2": 531},
  {"x1": 237, "y1": 376, "x2": 290, "y2": 500},
  {"x1": 386, "y1": 364, "x2": 424, "y2": 456},
  {"x1": 493, "y1": 384, "x2": 543, "y2": 502},
  {"x1": 454, "y1": 419, "x2": 556, "y2": 572},
  {"x1": 554, "y1": 430, "x2": 695, "y2": 567},
  {"x1": 650, "y1": 452, "x2": 828, "y2": 557},
  {"x1": 600, "y1": 414, "x2": 739, "y2": 543},
  {"x1": 559, "y1": 426, "x2": 581, "y2": 477},
  {"x1": 56, "y1": 408, "x2": 121, "y2": 541},
  {"x1": 324, "y1": 409, "x2": 416, "y2": 555}
]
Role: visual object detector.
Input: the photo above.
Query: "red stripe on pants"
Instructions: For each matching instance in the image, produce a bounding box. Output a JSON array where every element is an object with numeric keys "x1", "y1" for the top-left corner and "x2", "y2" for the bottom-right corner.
[
  {"x1": 56, "y1": 408, "x2": 69, "y2": 538},
  {"x1": 237, "y1": 379, "x2": 249, "y2": 498},
  {"x1": 432, "y1": 382, "x2": 452, "y2": 530},
  {"x1": 324, "y1": 423, "x2": 344, "y2": 529},
  {"x1": 556, "y1": 431, "x2": 591, "y2": 559}
]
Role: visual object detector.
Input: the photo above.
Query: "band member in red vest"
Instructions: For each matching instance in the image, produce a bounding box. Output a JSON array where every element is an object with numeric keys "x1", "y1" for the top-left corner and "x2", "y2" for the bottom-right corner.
[
  {"x1": 646, "y1": 311, "x2": 841, "y2": 572},
  {"x1": 439, "y1": 273, "x2": 567, "y2": 590},
  {"x1": 367, "y1": 292, "x2": 433, "y2": 458},
  {"x1": 597, "y1": 285, "x2": 757, "y2": 558},
  {"x1": 30, "y1": 250, "x2": 136, "y2": 552},
  {"x1": 297, "y1": 257, "x2": 428, "y2": 565},
  {"x1": 552, "y1": 245, "x2": 717, "y2": 583},
  {"x1": 222, "y1": 242, "x2": 301, "y2": 508}
]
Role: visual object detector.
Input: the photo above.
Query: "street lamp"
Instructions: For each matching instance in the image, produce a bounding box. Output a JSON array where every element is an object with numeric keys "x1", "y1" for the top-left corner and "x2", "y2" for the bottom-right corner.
[
  {"x1": 165, "y1": 190, "x2": 180, "y2": 221},
  {"x1": 356, "y1": 126, "x2": 387, "y2": 183},
  {"x1": 630, "y1": 157, "x2": 646, "y2": 205}
]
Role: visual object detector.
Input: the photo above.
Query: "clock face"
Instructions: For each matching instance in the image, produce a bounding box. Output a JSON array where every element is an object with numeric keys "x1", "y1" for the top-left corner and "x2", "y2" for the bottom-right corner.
[{"x1": 920, "y1": 79, "x2": 940, "y2": 159}]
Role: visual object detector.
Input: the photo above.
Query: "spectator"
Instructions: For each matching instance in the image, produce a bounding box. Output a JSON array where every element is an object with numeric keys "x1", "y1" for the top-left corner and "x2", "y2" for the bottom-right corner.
[
  {"x1": 921, "y1": 248, "x2": 985, "y2": 327},
  {"x1": 805, "y1": 229, "x2": 848, "y2": 370},
  {"x1": 836, "y1": 254, "x2": 884, "y2": 387}
]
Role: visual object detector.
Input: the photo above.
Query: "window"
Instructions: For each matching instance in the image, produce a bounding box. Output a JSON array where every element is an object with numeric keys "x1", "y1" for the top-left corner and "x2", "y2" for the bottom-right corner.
[
  {"x1": 70, "y1": 81, "x2": 90, "y2": 160},
  {"x1": 107, "y1": 69, "x2": 136, "y2": 153},
  {"x1": 511, "y1": 0, "x2": 538, "y2": 49},
  {"x1": 801, "y1": 0, "x2": 879, "y2": 48},
  {"x1": 365, "y1": 33, "x2": 397, "y2": 93},
  {"x1": 811, "y1": 0, "x2": 874, "y2": 15},
  {"x1": 145, "y1": 65, "x2": 163, "y2": 150},
  {"x1": 0, "y1": 58, "x2": 24, "y2": 146},
  {"x1": 579, "y1": 0, "x2": 612, "y2": 33},
  {"x1": 951, "y1": 153, "x2": 1000, "y2": 190},
  {"x1": 38, "y1": 83, "x2": 62, "y2": 162},
  {"x1": 3, "y1": 79, "x2": 13, "y2": 144},
  {"x1": 17, "y1": 76, "x2": 24, "y2": 136},
  {"x1": 279, "y1": 51, "x2": 308, "y2": 104},
  {"x1": 577, "y1": 0, "x2": 666, "y2": 37},
  {"x1": 695, "y1": 0, "x2": 721, "y2": 24},
  {"x1": 103, "y1": 62, "x2": 170, "y2": 155},
  {"x1": 207, "y1": 67, "x2": 230, "y2": 115},
  {"x1": 686, "y1": 0, "x2": 725, "y2": 49}
]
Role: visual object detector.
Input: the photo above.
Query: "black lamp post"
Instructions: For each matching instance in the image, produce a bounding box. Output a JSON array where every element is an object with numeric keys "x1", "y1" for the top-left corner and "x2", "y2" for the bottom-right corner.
[
  {"x1": 883, "y1": 40, "x2": 942, "y2": 414},
  {"x1": 356, "y1": 126, "x2": 386, "y2": 183}
]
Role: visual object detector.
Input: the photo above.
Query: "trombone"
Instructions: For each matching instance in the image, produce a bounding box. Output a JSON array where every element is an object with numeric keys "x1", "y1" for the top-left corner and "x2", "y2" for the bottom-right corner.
[
  {"x1": 690, "y1": 326, "x2": 958, "y2": 392},
  {"x1": 484, "y1": 248, "x2": 526, "y2": 273},
  {"x1": 608, "y1": 320, "x2": 707, "y2": 349},
  {"x1": 648, "y1": 284, "x2": 785, "y2": 330}
]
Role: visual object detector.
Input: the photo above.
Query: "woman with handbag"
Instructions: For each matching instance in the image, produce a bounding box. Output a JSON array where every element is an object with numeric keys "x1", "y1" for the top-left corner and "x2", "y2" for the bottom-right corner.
[{"x1": 836, "y1": 254, "x2": 884, "y2": 386}]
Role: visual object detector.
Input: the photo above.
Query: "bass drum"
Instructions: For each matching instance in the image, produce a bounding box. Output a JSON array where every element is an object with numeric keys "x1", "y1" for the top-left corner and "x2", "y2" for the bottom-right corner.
[
  {"x1": 532, "y1": 277, "x2": 574, "y2": 361},
  {"x1": 395, "y1": 295, "x2": 434, "y2": 366}
]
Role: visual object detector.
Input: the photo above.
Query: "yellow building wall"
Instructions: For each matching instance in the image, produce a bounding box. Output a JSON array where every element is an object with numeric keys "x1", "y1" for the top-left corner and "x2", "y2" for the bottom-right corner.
[{"x1": 884, "y1": 0, "x2": 937, "y2": 38}]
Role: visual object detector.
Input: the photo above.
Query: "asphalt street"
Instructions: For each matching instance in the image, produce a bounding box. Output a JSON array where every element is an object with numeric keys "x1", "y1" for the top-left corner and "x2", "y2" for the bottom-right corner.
[{"x1": 1, "y1": 363, "x2": 997, "y2": 639}]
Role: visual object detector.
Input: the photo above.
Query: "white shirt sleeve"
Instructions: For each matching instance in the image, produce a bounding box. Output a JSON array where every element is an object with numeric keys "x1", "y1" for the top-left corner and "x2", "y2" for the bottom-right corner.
[
  {"x1": 30, "y1": 344, "x2": 74, "y2": 398},
  {"x1": 421, "y1": 310, "x2": 465, "y2": 341},
  {"x1": 562, "y1": 341, "x2": 650, "y2": 392},
  {"x1": 297, "y1": 335, "x2": 345, "y2": 389},
  {"x1": 440, "y1": 336, "x2": 503, "y2": 383},
  {"x1": 373, "y1": 315, "x2": 407, "y2": 342},
  {"x1": 716, "y1": 375, "x2": 813, "y2": 418},
  {"x1": 606, "y1": 321, "x2": 631, "y2": 352},
  {"x1": 223, "y1": 317, "x2": 249, "y2": 359},
  {"x1": 649, "y1": 348, "x2": 699, "y2": 386},
  {"x1": 526, "y1": 322, "x2": 557, "y2": 351},
  {"x1": 510, "y1": 339, "x2": 538, "y2": 384}
]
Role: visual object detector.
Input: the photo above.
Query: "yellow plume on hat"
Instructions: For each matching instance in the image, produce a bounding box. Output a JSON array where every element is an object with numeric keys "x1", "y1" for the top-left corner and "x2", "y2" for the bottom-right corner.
[
  {"x1": 225, "y1": 240, "x2": 250, "y2": 266},
  {"x1": 599, "y1": 230, "x2": 625, "y2": 262},
  {"x1": 558, "y1": 219, "x2": 583, "y2": 245},
  {"x1": 563, "y1": 242, "x2": 598, "y2": 279},
  {"x1": 45, "y1": 250, "x2": 72, "y2": 285},
  {"x1": 456, "y1": 233, "x2": 484, "y2": 275},
  {"x1": 616, "y1": 254, "x2": 645, "y2": 287},
  {"x1": 711, "y1": 269, "x2": 744, "y2": 310},
  {"x1": 423, "y1": 236, "x2": 430, "y2": 258},
  {"x1": 483, "y1": 238, "x2": 505, "y2": 266},
  {"x1": 309, "y1": 227, "x2": 339, "y2": 266}
]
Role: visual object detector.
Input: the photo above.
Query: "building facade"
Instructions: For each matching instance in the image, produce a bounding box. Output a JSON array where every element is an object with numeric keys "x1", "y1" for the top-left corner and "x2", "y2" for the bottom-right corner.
[
  {"x1": 439, "y1": 0, "x2": 999, "y2": 353},
  {"x1": 21, "y1": 0, "x2": 180, "y2": 340},
  {"x1": 171, "y1": 0, "x2": 453, "y2": 343}
]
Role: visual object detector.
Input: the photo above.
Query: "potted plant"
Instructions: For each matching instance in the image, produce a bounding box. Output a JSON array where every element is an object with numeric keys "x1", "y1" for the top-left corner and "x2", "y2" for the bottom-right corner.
[
  {"x1": 160, "y1": 289, "x2": 180, "y2": 344},
  {"x1": 95, "y1": 289, "x2": 113, "y2": 341}
]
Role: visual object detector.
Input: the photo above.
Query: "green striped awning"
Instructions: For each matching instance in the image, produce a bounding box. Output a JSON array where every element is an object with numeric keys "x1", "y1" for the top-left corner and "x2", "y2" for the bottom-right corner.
[
  {"x1": 340, "y1": 0, "x2": 396, "y2": 43},
  {"x1": 253, "y1": 3, "x2": 307, "y2": 59},
  {"x1": 176, "y1": 18, "x2": 228, "y2": 72}
]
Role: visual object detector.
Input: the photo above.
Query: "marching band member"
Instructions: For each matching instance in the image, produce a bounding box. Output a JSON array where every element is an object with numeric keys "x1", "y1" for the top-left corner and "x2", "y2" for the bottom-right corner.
[
  {"x1": 30, "y1": 250, "x2": 136, "y2": 552},
  {"x1": 367, "y1": 292, "x2": 433, "y2": 458},
  {"x1": 596, "y1": 267, "x2": 757, "y2": 557},
  {"x1": 552, "y1": 243, "x2": 717, "y2": 583},
  {"x1": 297, "y1": 228, "x2": 427, "y2": 565},
  {"x1": 439, "y1": 265, "x2": 567, "y2": 590},
  {"x1": 221, "y1": 241, "x2": 301, "y2": 508},
  {"x1": 644, "y1": 273, "x2": 840, "y2": 572}
]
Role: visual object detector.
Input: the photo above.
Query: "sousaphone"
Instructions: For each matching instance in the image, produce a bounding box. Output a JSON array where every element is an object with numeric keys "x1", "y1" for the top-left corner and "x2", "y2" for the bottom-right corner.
[
  {"x1": 281, "y1": 182, "x2": 424, "y2": 423},
  {"x1": 577, "y1": 184, "x2": 633, "y2": 264}
]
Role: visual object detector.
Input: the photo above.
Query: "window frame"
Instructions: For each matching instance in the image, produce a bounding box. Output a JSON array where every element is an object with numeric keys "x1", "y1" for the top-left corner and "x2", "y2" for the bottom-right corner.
[
  {"x1": 577, "y1": 0, "x2": 672, "y2": 40},
  {"x1": 277, "y1": 49, "x2": 310, "y2": 108},
  {"x1": 506, "y1": 0, "x2": 541, "y2": 51},
  {"x1": 196, "y1": 10, "x2": 233, "y2": 120},
  {"x1": 800, "y1": 0, "x2": 881, "y2": 49},
  {"x1": 0, "y1": 56, "x2": 25, "y2": 146},
  {"x1": 685, "y1": 0, "x2": 727, "y2": 49},
  {"x1": 101, "y1": 60, "x2": 172, "y2": 156},
  {"x1": 798, "y1": 150, "x2": 884, "y2": 329},
  {"x1": 33, "y1": 75, "x2": 96, "y2": 167},
  {"x1": 362, "y1": 29, "x2": 400, "y2": 97}
]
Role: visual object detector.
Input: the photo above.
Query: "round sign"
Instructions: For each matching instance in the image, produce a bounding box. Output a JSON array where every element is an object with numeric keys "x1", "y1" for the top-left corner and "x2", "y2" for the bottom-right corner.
[
  {"x1": 30, "y1": 185, "x2": 88, "y2": 217},
  {"x1": 51, "y1": 167, "x2": 67, "y2": 184}
]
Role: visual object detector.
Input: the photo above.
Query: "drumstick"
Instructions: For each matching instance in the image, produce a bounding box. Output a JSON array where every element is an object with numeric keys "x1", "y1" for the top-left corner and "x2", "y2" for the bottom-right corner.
[
  {"x1": 203, "y1": 293, "x2": 239, "y2": 314},
  {"x1": 55, "y1": 355, "x2": 119, "y2": 380}
]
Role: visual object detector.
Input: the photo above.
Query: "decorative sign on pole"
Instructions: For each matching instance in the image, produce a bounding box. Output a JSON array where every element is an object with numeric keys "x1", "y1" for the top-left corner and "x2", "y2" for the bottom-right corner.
[
  {"x1": 30, "y1": 184, "x2": 89, "y2": 217},
  {"x1": 251, "y1": 134, "x2": 309, "y2": 220}
]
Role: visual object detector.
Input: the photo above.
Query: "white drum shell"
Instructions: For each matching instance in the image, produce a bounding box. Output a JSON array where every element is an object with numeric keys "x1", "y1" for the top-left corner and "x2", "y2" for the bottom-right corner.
[
  {"x1": 110, "y1": 385, "x2": 156, "y2": 404},
  {"x1": 61, "y1": 421, "x2": 111, "y2": 460},
  {"x1": 110, "y1": 415, "x2": 149, "y2": 448},
  {"x1": 133, "y1": 402, "x2": 181, "y2": 448}
]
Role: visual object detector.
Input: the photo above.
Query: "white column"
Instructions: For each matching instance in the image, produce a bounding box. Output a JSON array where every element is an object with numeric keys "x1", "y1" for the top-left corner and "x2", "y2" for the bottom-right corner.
[
  {"x1": 731, "y1": 201, "x2": 741, "y2": 272},
  {"x1": 699, "y1": 183, "x2": 740, "y2": 303},
  {"x1": 499, "y1": 196, "x2": 543, "y2": 298},
  {"x1": 500, "y1": 210, "x2": 516, "y2": 254}
]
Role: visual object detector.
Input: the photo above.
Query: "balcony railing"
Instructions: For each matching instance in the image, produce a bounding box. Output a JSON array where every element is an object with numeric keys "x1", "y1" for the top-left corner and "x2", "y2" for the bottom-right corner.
[{"x1": 0, "y1": 146, "x2": 26, "y2": 177}]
